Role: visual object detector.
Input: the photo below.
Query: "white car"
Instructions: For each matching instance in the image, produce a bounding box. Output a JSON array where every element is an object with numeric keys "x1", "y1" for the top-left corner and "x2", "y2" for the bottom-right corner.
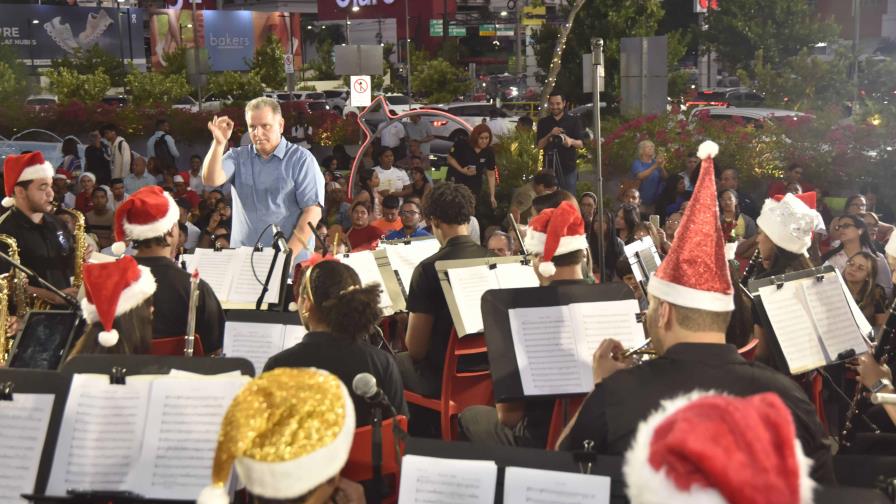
[
  {"x1": 323, "y1": 89, "x2": 348, "y2": 113},
  {"x1": 688, "y1": 106, "x2": 811, "y2": 126},
  {"x1": 171, "y1": 95, "x2": 227, "y2": 113},
  {"x1": 423, "y1": 102, "x2": 518, "y2": 143}
]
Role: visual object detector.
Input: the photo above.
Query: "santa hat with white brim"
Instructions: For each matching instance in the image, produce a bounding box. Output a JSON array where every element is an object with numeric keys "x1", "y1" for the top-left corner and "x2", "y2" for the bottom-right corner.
[
  {"x1": 524, "y1": 200, "x2": 589, "y2": 277},
  {"x1": 111, "y1": 185, "x2": 179, "y2": 255},
  {"x1": 80, "y1": 256, "x2": 157, "y2": 348},
  {"x1": 757, "y1": 193, "x2": 816, "y2": 255},
  {"x1": 2, "y1": 152, "x2": 54, "y2": 207}
]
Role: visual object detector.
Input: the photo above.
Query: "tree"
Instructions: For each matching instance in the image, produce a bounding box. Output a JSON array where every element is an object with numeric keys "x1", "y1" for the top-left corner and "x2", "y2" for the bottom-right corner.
[
  {"x1": 413, "y1": 59, "x2": 470, "y2": 104},
  {"x1": 46, "y1": 67, "x2": 110, "y2": 104},
  {"x1": 704, "y1": 0, "x2": 838, "y2": 74},
  {"x1": 250, "y1": 34, "x2": 286, "y2": 90},
  {"x1": 53, "y1": 45, "x2": 127, "y2": 87},
  {"x1": 208, "y1": 71, "x2": 264, "y2": 102},
  {"x1": 738, "y1": 48, "x2": 852, "y2": 112},
  {"x1": 307, "y1": 38, "x2": 337, "y2": 80},
  {"x1": 159, "y1": 46, "x2": 187, "y2": 77},
  {"x1": 0, "y1": 46, "x2": 27, "y2": 103},
  {"x1": 126, "y1": 71, "x2": 191, "y2": 106}
]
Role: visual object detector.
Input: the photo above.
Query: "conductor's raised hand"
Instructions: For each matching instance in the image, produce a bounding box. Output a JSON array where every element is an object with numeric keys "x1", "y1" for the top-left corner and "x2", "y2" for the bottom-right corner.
[
  {"x1": 592, "y1": 338, "x2": 635, "y2": 384},
  {"x1": 208, "y1": 115, "x2": 234, "y2": 146}
]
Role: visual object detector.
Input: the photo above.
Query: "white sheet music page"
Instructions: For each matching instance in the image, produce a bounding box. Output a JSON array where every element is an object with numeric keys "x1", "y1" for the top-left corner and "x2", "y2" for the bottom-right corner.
[
  {"x1": 493, "y1": 262, "x2": 540, "y2": 289},
  {"x1": 46, "y1": 374, "x2": 152, "y2": 496},
  {"x1": 282, "y1": 324, "x2": 308, "y2": 351},
  {"x1": 758, "y1": 283, "x2": 826, "y2": 374},
  {"x1": 510, "y1": 306, "x2": 587, "y2": 395},
  {"x1": 191, "y1": 248, "x2": 238, "y2": 301},
  {"x1": 835, "y1": 269, "x2": 874, "y2": 340},
  {"x1": 801, "y1": 275, "x2": 867, "y2": 362},
  {"x1": 0, "y1": 393, "x2": 54, "y2": 504},
  {"x1": 340, "y1": 251, "x2": 394, "y2": 309},
  {"x1": 503, "y1": 466, "x2": 611, "y2": 504},
  {"x1": 398, "y1": 455, "x2": 497, "y2": 504},
  {"x1": 570, "y1": 300, "x2": 646, "y2": 385},
  {"x1": 131, "y1": 376, "x2": 250, "y2": 499},
  {"x1": 383, "y1": 239, "x2": 441, "y2": 293},
  {"x1": 227, "y1": 247, "x2": 287, "y2": 304},
  {"x1": 446, "y1": 265, "x2": 497, "y2": 335},
  {"x1": 223, "y1": 322, "x2": 286, "y2": 376}
]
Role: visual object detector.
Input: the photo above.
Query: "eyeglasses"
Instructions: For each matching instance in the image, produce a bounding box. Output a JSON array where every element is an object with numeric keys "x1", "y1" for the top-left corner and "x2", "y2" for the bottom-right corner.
[
  {"x1": 834, "y1": 223, "x2": 855, "y2": 231},
  {"x1": 399, "y1": 210, "x2": 420, "y2": 216}
]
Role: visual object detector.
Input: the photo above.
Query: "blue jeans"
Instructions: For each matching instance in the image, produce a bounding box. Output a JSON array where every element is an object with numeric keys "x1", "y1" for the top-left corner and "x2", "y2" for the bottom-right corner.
[{"x1": 558, "y1": 168, "x2": 578, "y2": 195}]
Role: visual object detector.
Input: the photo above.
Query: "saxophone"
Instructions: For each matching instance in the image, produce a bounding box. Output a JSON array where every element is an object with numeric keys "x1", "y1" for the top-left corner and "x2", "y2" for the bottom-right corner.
[
  {"x1": 0, "y1": 272, "x2": 9, "y2": 364},
  {"x1": 31, "y1": 206, "x2": 86, "y2": 310},
  {"x1": 0, "y1": 234, "x2": 28, "y2": 317}
]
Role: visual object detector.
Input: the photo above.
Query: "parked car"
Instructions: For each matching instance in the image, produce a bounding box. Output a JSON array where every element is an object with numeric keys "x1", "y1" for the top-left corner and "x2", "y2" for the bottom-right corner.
[
  {"x1": 101, "y1": 95, "x2": 128, "y2": 108},
  {"x1": 688, "y1": 106, "x2": 810, "y2": 126},
  {"x1": 423, "y1": 102, "x2": 518, "y2": 142},
  {"x1": 685, "y1": 87, "x2": 765, "y2": 109},
  {"x1": 0, "y1": 130, "x2": 83, "y2": 168},
  {"x1": 24, "y1": 94, "x2": 58, "y2": 112},
  {"x1": 171, "y1": 94, "x2": 228, "y2": 113},
  {"x1": 323, "y1": 89, "x2": 348, "y2": 113}
]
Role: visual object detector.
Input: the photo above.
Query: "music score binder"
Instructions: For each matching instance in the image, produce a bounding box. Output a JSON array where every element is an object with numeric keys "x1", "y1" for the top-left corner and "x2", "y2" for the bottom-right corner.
[
  {"x1": 338, "y1": 249, "x2": 406, "y2": 314},
  {"x1": 748, "y1": 265, "x2": 869, "y2": 375},
  {"x1": 435, "y1": 256, "x2": 539, "y2": 338},
  {"x1": 481, "y1": 282, "x2": 641, "y2": 401},
  {"x1": 182, "y1": 246, "x2": 291, "y2": 311},
  {"x1": 222, "y1": 310, "x2": 308, "y2": 375},
  {"x1": 380, "y1": 237, "x2": 441, "y2": 299},
  {"x1": 623, "y1": 236, "x2": 662, "y2": 295}
]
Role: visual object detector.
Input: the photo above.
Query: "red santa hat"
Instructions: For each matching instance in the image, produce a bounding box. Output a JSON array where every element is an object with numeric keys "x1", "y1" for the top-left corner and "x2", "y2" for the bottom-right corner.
[
  {"x1": 80, "y1": 256, "x2": 157, "y2": 348},
  {"x1": 174, "y1": 171, "x2": 189, "y2": 185},
  {"x1": 648, "y1": 141, "x2": 734, "y2": 311},
  {"x1": 288, "y1": 253, "x2": 340, "y2": 312},
  {"x1": 111, "y1": 186, "x2": 179, "y2": 255},
  {"x1": 623, "y1": 391, "x2": 815, "y2": 504},
  {"x1": 757, "y1": 193, "x2": 816, "y2": 255},
  {"x1": 2, "y1": 152, "x2": 54, "y2": 207},
  {"x1": 524, "y1": 200, "x2": 589, "y2": 277},
  {"x1": 773, "y1": 191, "x2": 816, "y2": 209}
]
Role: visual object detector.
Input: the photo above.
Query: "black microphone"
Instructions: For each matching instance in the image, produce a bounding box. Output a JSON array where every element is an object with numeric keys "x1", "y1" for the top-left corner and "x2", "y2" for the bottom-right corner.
[
  {"x1": 271, "y1": 224, "x2": 290, "y2": 253},
  {"x1": 352, "y1": 372, "x2": 397, "y2": 417}
]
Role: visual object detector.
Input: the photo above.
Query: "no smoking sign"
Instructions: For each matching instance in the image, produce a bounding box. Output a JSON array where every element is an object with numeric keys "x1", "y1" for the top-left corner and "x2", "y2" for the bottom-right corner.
[{"x1": 351, "y1": 75, "x2": 371, "y2": 107}]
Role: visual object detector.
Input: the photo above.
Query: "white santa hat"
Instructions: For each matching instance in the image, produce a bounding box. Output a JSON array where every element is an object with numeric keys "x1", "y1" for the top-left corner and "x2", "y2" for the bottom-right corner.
[
  {"x1": 523, "y1": 200, "x2": 589, "y2": 277},
  {"x1": 80, "y1": 256, "x2": 157, "y2": 348},
  {"x1": 111, "y1": 185, "x2": 179, "y2": 255},
  {"x1": 648, "y1": 141, "x2": 734, "y2": 311},
  {"x1": 757, "y1": 193, "x2": 817, "y2": 255},
  {"x1": 2, "y1": 152, "x2": 54, "y2": 207},
  {"x1": 624, "y1": 391, "x2": 815, "y2": 504}
]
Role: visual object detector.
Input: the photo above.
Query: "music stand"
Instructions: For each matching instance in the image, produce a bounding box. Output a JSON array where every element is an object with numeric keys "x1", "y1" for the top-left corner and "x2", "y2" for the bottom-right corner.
[
  {"x1": 61, "y1": 354, "x2": 256, "y2": 378},
  {"x1": 380, "y1": 237, "x2": 441, "y2": 300},
  {"x1": 623, "y1": 236, "x2": 662, "y2": 296},
  {"x1": 338, "y1": 249, "x2": 406, "y2": 314}
]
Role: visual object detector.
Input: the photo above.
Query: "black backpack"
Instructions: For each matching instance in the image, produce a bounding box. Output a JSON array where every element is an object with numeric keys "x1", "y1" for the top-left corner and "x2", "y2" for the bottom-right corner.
[{"x1": 154, "y1": 133, "x2": 176, "y2": 172}]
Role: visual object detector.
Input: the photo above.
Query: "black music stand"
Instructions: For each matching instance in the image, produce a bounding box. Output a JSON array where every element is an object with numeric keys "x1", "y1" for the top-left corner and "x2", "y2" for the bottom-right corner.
[{"x1": 482, "y1": 282, "x2": 635, "y2": 402}]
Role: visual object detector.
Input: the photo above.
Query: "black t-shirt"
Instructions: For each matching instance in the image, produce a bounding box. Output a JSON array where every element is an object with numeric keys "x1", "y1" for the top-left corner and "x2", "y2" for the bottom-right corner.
[
  {"x1": 134, "y1": 256, "x2": 225, "y2": 353},
  {"x1": 0, "y1": 208, "x2": 74, "y2": 291},
  {"x1": 560, "y1": 343, "x2": 835, "y2": 484},
  {"x1": 264, "y1": 331, "x2": 409, "y2": 426},
  {"x1": 536, "y1": 113, "x2": 583, "y2": 175},
  {"x1": 447, "y1": 140, "x2": 495, "y2": 197},
  {"x1": 84, "y1": 145, "x2": 111, "y2": 186}
]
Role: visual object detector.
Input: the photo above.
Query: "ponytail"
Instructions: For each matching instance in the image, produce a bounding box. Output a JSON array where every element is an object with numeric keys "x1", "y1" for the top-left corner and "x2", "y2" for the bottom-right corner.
[{"x1": 319, "y1": 285, "x2": 383, "y2": 340}]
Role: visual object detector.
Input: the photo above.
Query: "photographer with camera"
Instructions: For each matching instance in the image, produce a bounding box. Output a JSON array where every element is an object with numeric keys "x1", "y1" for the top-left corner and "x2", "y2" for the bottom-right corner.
[{"x1": 536, "y1": 92, "x2": 584, "y2": 194}]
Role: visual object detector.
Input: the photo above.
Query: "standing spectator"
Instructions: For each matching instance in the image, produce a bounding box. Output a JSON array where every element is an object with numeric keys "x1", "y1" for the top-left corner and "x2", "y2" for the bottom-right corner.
[
  {"x1": 370, "y1": 195, "x2": 402, "y2": 234},
  {"x1": 83, "y1": 130, "x2": 111, "y2": 186},
  {"x1": 446, "y1": 124, "x2": 497, "y2": 208},
  {"x1": 52, "y1": 174, "x2": 72, "y2": 208},
  {"x1": 100, "y1": 123, "x2": 132, "y2": 180},
  {"x1": 718, "y1": 168, "x2": 759, "y2": 220},
  {"x1": 485, "y1": 109, "x2": 511, "y2": 142},
  {"x1": 767, "y1": 162, "x2": 814, "y2": 198},
  {"x1": 85, "y1": 188, "x2": 115, "y2": 249},
  {"x1": 621, "y1": 187, "x2": 641, "y2": 207},
  {"x1": 373, "y1": 148, "x2": 411, "y2": 202},
  {"x1": 654, "y1": 174, "x2": 689, "y2": 221},
  {"x1": 536, "y1": 92, "x2": 584, "y2": 193},
  {"x1": 384, "y1": 200, "x2": 430, "y2": 240},
  {"x1": 173, "y1": 172, "x2": 201, "y2": 210},
  {"x1": 75, "y1": 172, "x2": 97, "y2": 213},
  {"x1": 108, "y1": 178, "x2": 128, "y2": 210},
  {"x1": 509, "y1": 171, "x2": 557, "y2": 225},
  {"x1": 404, "y1": 114, "x2": 434, "y2": 159},
  {"x1": 718, "y1": 189, "x2": 757, "y2": 243},
  {"x1": 123, "y1": 156, "x2": 156, "y2": 194},
  {"x1": 579, "y1": 192, "x2": 597, "y2": 229},
  {"x1": 187, "y1": 154, "x2": 205, "y2": 194},
  {"x1": 146, "y1": 118, "x2": 180, "y2": 175},
  {"x1": 516, "y1": 115, "x2": 534, "y2": 134},
  {"x1": 57, "y1": 137, "x2": 82, "y2": 177},
  {"x1": 375, "y1": 119, "x2": 406, "y2": 160},
  {"x1": 345, "y1": 201, "x2": 382, "y2": 251},
  {"x1": 630, "y1": 139, "x2": 667, "y2": 213},
  {"x1": 679, "y1": 151, "x2": 700, "y2": 191},
  {"x1": 590, "y1": 210, "x2": 625, "y2": 281}
]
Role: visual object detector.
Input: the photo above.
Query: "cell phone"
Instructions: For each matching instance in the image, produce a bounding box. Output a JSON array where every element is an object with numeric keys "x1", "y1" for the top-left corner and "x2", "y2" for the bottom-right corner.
[{"x1": 649, "y1": 214, "x2": 660, "y2": 228}]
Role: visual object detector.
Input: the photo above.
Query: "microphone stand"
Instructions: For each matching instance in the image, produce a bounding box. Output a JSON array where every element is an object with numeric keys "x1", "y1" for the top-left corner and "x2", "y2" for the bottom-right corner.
[
  {"x1": 255, "y1": 230, "x2": 292, "y2": 311},
  {"x1": 0, "y1": 251, "x2": 79, "y2": 311},
  {"x1": 370, "y1": 405, "x2": 385, "y2": 504}
]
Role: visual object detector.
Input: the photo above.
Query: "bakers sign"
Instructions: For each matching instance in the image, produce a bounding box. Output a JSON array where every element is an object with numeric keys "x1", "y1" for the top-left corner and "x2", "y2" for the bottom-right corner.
[{"x1": 336, "y1": 0, "x2": 395, "y2": 8}]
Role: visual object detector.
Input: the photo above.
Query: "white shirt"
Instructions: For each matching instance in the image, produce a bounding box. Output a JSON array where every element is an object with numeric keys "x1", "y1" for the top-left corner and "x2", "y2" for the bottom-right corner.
[
  {"x1": 376, "y1": 121, "x2": 405, "y2": 148},
  {"x1": 404, "y1": 120, "x2": 434, "y2": 155},
  {"x1": 485, "y1": 118, "x2": 511, "y2": 143},
  {"x1": 188, "y1": 170, "x2": 205, "y2": 194},
  {"x1": 374, "y1": 166, "x2": 410, "y2": 195},
  {"x1": 110, "y1": 194, "x2": 129, "y2": 211},
  {"x1": 146, "y1": 130, "x2": 180, "y2": 159},
  {"x1": 185, "y1": 221, "x2": 200, "y2": 250}
]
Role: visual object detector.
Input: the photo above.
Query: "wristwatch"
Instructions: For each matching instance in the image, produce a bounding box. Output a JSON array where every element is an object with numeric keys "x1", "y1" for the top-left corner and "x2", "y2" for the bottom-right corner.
[{"x1": 870, "y1": 378, "x2": 893, "y2": 394}]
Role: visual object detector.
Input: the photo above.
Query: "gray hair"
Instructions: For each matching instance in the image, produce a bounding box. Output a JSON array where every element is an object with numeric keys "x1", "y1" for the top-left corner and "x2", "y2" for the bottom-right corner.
[
  {"x1": 636, "y1": 139, "x2": 655, "y2": 157},
  {"x1": 245, "y1": 97, "x2": 282, "y2": 117}
]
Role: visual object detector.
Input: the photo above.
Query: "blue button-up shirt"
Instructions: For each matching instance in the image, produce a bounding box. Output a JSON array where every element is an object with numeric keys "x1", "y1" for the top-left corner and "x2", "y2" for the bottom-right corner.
[{"x1": 221, "y1": 139, "x2": 325, "y2": 254}]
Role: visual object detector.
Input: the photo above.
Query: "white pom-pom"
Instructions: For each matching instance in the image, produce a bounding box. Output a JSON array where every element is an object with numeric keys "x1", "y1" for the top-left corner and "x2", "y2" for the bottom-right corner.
[
  {"x1": 697, "y1": 140, "x2": 719, "y2": 160},
  {"x1": 538, "y1": 261, "x2": 556, "y2": 277},
  {"x1": 197, "y1": 485, "x2": 229, "y2": 504},
  {"x1": 110, "y1": 241, "x2": 127, "y2": 256},
  {"x1": 98, "y1": 329, "x2": 119, "y2": 347},
  {"x1": 1, "y1": 197, "x2": 14, "y2": 208},
  {"x1": 288, "y1": 301, "x2": 298, "y2": 312}
]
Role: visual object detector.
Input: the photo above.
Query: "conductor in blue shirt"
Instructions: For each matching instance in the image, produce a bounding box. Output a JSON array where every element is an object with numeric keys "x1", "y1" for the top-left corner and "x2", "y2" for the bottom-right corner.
[{"x1": 201, "y1": 97, "x2": 325, "y2": 261}]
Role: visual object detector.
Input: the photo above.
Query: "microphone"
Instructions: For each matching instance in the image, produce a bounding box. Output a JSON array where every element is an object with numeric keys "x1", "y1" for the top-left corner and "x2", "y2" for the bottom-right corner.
[
  {"x1": 352, "y1": 372, "x2": 397, "y2": 417},
  {"x1": 271, "y1": 224, "x2": 290, "y2": 252}
]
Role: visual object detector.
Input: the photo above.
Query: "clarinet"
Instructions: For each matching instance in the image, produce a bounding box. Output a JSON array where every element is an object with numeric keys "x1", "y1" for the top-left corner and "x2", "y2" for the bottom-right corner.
[
  {"x1": 184, "y1": 269, "x2": 200, "y2": 357},
  {"x1": 839, "y1": 298, "x2": 896, "y2": 446},
  {"x1": 740, "y1": 249, "x2": 762, "y2": 288}
]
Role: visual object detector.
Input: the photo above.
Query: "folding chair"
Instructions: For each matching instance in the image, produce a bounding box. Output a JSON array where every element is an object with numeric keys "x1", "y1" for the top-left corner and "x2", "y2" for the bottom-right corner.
[
  {"x1": 342, "y1": 415, "x2": 409, "y2": 504},
  {"x1": 150, "y1": 336, "x2": 205, "y2": 357}
]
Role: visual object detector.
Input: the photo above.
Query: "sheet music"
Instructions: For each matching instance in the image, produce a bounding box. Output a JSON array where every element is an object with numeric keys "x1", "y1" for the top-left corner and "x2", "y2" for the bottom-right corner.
[
  {"x1": 802, "y1": 276, "x2": 866, "y2": 362},
  {"x1": 191, "y1": 248, "x2": 238, "y2": 300},
  {"x1": 447, "y1": 265, "x2": 497, "y2": 335},
  {"x1": 503, "y1": 467, "x2": 611, "y2": 504},
  {"x1": 758, "y1": 283, "x2": 826, "y2": 374},
  {"x1": 0, "y1": 394, "x2": 54, "y2": 504},
  {"x1": 509, "y1": 306, "x2": 586, "y2": 395},
  {"x1": 130, "y1": 376, "x2": 249, "y2": 499},
  {"x1": 46, "y1": 374, "x2": 152, "y2": 495},
  {"x1": 838, "y1": 269, "x2": 874, "y2": 339},
  {"x1": 340, "y1": 251, "x2": 394, "y2": 309},
  {"x1": 571, "y1": 300, "x2": 646, "y2": 382},
  {"x1": 181, "y1": 254, "x2": 196, "y2": 275},
  {"x1": 227, "y1": 247, "x2": 287, "y2": 304},
  {"x1": 223, "y1": 322, "x2": 287, "y2": 376},
  {"x1": 398, "y1": 455, "x2": 497, "y2": 504},
  {"x1": 383, "y1": 239, "x2": 441, "y2": 293},
  {"x1": 282, "y1": 324, "x2": 308, "y2": 350},
  {"x1": 493, "y1": 262, "x2": 540, "y2": 290}
]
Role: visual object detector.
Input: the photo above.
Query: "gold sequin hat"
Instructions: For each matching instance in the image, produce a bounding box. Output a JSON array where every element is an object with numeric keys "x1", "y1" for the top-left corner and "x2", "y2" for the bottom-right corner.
[{"x1": 197, "y1": 368, "x2": 356, "y2": 503}]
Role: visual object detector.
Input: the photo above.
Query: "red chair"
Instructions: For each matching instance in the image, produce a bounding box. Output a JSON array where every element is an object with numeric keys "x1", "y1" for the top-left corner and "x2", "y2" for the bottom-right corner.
[
  {"x1": 403, "y1": 330, "x2": 494, "y2": 440},
  {"x1": 342, "y1": 415, "x2": 408, "y2": 504},
  {"x1": 545, "y1": 395, "x2": 587, "y2": 450},
  {"x1": 737, "y1": 338, "x2": 759, "y2": 362},
  {"x1": 150, "y1": 336, "x2": 205, "y2": 357}
]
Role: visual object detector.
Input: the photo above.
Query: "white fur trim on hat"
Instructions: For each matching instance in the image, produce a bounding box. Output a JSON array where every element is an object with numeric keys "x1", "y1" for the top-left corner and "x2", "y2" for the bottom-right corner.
[
  {"x1": 524, "y1": 229, "x2": 589, "y2": 258},
  {"x1": 197, "y1": 485, "x2": 230, "y2": 504},
  {"x1": 756, "y1": 194, "x2": 815, "y2": 255},
  {"x1": 233, "y1": 379, "x2": 356, "y2": 499},
  {"x1": 80, "y1": 264, "x2": 157, "y2": 324},
  {"x1": 110, "y1": 241, "x2": 127, "y2": 256},
  {"x1": 79, "y1": 172, "x2": 96, "y2": 182},
  {"x1": 173, "y1": 175, "x2": 185, "y2": 183},
  {"x1": 697, "y1": 140, "x2": 719, "y2": 160},
  {"x1": 1, "y1": 197, "x2": 14, "y2": 208},
  {"x1": 648, "y1": 275, "x2": 735, "y2": 312},
  {"x1": 19, "y1": 161, "x2": 55, "y2": 183},
  {"x1": 98, "y1": 329, "x2": 120, "y2": 347},
  {"x1": 122, "y1": 190, "x2": 180, "y2": 241}
]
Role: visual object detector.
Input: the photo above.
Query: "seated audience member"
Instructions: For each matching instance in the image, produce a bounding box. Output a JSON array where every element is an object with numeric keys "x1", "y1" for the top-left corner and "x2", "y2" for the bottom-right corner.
[
  {"x1": 861, "y1": 211, "x2": 890, "y2": 254},
  {"x1": 85, "y1": 187, "x2": 115, "y2": 249},
  {"x1": 718, "y1": 167, "x2": 758, "y2": 220},
  {"x1": 373, "y1": 148, "x2": 411, "y2": 200},
  {"x1": 109, "y1": 178, "x2": 128, "y2": 210},
  {"x1": 197, "y1": 368, "x2": 364, "y2": 504},
  {"x1": 590, "y1": 210, "x2": 625, "y2": 282},
  {"x1": 175, "y1": 198, "x2": 201, "y2": 250},
  {"x1": 187, "y1": 154, "x2": 205, "y2": 194},
  {"x1": 510, "y1": 171, "x2": 558, "y2": 225},
  {"x1": 843, "y1": 251, "x2": 888, "y2": 327},
  {"x1": 323, "y1": 182, "x2": 352, "y2": 231},
  {"x1": 615, "y1": 203, "x2": 640, "y2": 245},
  {"x1": 661, "y1": 211, "x2": 682, "y2": 254},
  {"x1": 68, "y1": 256, "x2": 155, "y2": 358},
  {"x1": 558, "y1": 142, "x2": 834, "y2": 484},
  {"x1": 370, "y1": 195, "x2": 403, "y2": 233},
  {"x1": 123, "y1": 155, "x2": 156, "y2": 195},
  {"x1": 345, "y1": 200, "x2": 382, "y2": 252},
  {"x1": 74, "y1": 172, "x2": 96, "y2": 213},
  {"x1": 385, "y1": 200, "x2": 430, "y2": 240},
  {"x1": 460, "y1": 202, "x2": 588, "y2": 447},
  {"x1": 887, "y1": 238, "x2": 896, "y2": 294},
  {"x1": 855, "y1": 353, "x2": 896, "y2": 429},
  {"x1": 173, "y1": 172, "x2": 201, "y2": 210},
  {"x1": 532, "y1": 189, "x2": 578, "y2": 215},
  {"x1": 265, "y1": 260, "x2": 408, "y2": 424},
  {"x1": 654, "y1": 174, "x2": 688, "y2": 221},
  {"x1": 53, "y1": 174, "x2": 74, "y2": 208},
  {"x1": 486, "y1": 230, "x2": 514, "y2": 257},
  {"x1": 621, "y1": 187, "x2": 641, "y2": 207},
  {"x1": 623, "y1": 392, "x2": 815, "y2": 504},
  {"x1": 822, "y1": 214, "x2": 892, "y2": 298},
  {"x1": 767, "y1": 162, "x2": 814, "y2": 198},
  {"x1": 616, "y1": 257, "x2": 648, "y2": 312},
  {"x1": 408, "y1": 162, "x2": 432, "y2": 202},
  {"x1": 398, "y1": 182, "x2": 491, "y2": 398},
  {"x1": 354, "y1": 167, "x2": 383, "y2": 220}
]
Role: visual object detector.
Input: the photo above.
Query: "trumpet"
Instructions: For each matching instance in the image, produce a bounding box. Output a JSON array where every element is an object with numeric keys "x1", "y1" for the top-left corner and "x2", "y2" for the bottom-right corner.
[{"x1": 622, "y1": 338, "x2": 657, "y2": 360}]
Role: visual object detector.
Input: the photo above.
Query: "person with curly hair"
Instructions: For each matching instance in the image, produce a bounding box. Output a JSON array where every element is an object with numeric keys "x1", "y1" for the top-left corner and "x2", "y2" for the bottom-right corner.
[{"x1": 398, "y1": 182, "x2": 491, "y2": 401}]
